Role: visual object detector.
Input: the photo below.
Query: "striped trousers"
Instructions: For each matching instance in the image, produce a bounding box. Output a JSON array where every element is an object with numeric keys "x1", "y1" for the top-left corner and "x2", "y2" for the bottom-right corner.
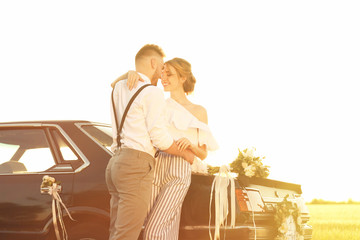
[{"x1": 143, "y1": 152, "x2": 192, "y2": 240}]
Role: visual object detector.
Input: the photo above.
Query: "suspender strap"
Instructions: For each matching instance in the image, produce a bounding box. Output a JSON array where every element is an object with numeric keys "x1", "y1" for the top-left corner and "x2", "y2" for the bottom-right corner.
[{"x1": 111, "y1": 84, "x2": 152, "y2": 148}]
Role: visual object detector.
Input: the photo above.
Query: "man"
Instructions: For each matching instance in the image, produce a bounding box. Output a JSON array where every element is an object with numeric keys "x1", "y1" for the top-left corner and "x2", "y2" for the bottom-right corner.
[{"x1": 106, "y1": 44, "x2": 195, "y2": 240}]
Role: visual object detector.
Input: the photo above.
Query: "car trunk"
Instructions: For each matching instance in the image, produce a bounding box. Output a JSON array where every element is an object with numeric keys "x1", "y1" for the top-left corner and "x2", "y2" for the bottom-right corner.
[
  {"x1": 236, "y1": 175, "x2": 312, "y2": 239},
  {"x1": 179, "y1": 173, "x2": 312, "y2": 240}
]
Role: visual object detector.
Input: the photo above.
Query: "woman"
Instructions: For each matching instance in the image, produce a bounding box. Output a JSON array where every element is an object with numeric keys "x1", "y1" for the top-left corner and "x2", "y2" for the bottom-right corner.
[{"x1": 113, "y1": 58, "x2": 218, "y2": 239}]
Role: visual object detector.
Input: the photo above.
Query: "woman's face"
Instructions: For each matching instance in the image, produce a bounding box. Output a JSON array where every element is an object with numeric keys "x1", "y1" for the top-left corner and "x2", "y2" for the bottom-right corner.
[{"x1": 161, "y1": 64, "x2": 183, "y2": 92}]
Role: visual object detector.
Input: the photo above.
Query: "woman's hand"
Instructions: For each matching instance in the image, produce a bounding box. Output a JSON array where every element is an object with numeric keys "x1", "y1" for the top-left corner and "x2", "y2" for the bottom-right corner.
[
  {"x1": 176, "y1": 138, "x2": 193, "y2": 152},
  {"x1": 127, "y1": 71, "x2": 144, "y2": 90},
  {"x1": 177, "y1": 137, "x2": 208, "y2": 160},
  {"x1": 110, "y1": 71, "x2": 144, "y2": 90}
]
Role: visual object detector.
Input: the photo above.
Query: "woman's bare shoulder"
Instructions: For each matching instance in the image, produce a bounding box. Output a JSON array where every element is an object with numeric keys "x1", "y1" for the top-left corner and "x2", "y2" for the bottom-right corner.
[{"x1": 191, "y1": 104, "x2": 208, "y2": 124}]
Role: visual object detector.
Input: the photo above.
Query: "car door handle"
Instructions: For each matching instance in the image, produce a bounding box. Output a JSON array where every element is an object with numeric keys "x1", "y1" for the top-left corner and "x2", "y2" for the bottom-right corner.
[{"x1": 41, "y1": 185, "x2": 62, "y2": 194}]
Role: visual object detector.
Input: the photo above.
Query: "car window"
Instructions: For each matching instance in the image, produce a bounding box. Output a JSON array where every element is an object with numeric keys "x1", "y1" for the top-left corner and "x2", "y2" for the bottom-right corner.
[
  {"x1": 0, "y1": 129, "x2": 56, "y2": 174},
  {"x1": 80, "y1": 125, "x2": 113, "y2": 152},
  {"x1": 0, "y1": 143, "x2": 19, "y2": 164},
  {"x1": 51, "y1": 130, "x2": 78, "y2": 161},
  {"x1": 50, "y1": 129, "x2": 84, "y2": 170}
]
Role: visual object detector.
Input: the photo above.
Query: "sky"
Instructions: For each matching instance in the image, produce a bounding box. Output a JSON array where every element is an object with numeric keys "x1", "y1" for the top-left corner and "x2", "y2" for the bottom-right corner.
[{"x1": 1, "y1": 0, "x2": 359, "y2": 202}]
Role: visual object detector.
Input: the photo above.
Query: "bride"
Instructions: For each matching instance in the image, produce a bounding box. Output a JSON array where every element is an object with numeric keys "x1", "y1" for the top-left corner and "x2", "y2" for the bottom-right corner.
[{"x1": 112, "y1": 57, "x2": 218, "y2": 239}]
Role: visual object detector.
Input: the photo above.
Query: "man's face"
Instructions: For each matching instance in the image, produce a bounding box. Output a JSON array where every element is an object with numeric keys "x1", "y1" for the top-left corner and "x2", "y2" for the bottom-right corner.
[{"x1": 151, "y1": 56, "x2": 164, "y2": 85}]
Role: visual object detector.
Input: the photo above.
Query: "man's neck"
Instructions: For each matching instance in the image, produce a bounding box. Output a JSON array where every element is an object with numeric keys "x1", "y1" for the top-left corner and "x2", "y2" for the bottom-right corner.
[{"x1": 136, "y1": 67, "x2": 152, "y2": 82}]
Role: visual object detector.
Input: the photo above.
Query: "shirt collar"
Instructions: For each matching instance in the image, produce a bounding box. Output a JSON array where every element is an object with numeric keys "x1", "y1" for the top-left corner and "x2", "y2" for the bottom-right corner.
[{"x1": 137, "y1": 72, "x2": 151, "y2": 84}]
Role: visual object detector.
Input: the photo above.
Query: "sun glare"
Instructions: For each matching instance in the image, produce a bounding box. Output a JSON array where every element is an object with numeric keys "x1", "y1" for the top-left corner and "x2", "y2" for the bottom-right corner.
[
  {"x1": 19, "y1": 148, "x2": 55, "y2": 172},
  {"x1": 0, "y1": 143, "x2": 19, "y2": 164}
]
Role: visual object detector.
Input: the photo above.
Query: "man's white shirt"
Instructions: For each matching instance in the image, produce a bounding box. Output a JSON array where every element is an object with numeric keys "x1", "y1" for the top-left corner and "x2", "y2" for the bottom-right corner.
[{"x1": 110, "y1": 73, "x2": 173, "y2": 156}]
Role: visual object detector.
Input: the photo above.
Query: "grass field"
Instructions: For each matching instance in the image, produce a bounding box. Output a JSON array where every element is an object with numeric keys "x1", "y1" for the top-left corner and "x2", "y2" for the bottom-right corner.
[{"x1": 306, "y1": 204, "x2": 360, "y2": 240}]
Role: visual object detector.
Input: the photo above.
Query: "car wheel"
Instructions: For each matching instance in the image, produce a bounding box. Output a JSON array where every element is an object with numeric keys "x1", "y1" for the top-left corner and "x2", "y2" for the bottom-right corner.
[{"x1": 67, "y1": 221, "x2": 108, "y2": 240}]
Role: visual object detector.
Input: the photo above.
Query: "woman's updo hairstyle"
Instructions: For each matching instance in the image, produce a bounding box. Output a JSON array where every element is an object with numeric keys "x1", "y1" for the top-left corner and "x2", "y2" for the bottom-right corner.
[{"x1": 165, "y1": 58, "x2": 196, "y2": 94}]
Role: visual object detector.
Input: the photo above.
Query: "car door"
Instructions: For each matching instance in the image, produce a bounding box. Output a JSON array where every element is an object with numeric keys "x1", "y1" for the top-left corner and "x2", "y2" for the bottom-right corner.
[{"x1": 0, "y1": 125, "x2": 77, "y2": 237}]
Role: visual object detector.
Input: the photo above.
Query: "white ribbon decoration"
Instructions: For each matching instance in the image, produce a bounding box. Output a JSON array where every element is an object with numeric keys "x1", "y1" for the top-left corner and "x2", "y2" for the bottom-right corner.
[
  {"x1": 209, "y1": 165, "x2": 236, "y2": 240},
  {"x1": 48, "y1": 183, "x2": 75, "y2": 240}
]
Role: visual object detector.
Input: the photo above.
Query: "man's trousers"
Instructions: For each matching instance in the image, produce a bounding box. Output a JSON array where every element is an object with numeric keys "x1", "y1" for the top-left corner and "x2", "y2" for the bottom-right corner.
[{"x1": 106, "y1": 148, "x2": 155, "y2": 240}]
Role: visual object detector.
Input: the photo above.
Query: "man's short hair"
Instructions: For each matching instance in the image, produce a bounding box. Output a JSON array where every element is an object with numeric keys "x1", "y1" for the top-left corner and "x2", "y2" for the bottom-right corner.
[{"x1": 135, "y1": 44, "x2": 165, "y2": 62}]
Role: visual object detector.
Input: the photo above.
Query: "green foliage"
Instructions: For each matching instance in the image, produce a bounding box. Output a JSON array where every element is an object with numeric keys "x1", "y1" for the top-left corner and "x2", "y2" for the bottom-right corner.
[{"x1": 207, "y1": 165, "x2": 220, "y2": 175}]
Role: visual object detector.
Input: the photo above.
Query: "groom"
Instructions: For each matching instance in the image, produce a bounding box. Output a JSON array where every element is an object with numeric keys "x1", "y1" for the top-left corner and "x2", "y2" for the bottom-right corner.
[{"x1": 105, "y1": 44, "x2": 195, "y2": 240}]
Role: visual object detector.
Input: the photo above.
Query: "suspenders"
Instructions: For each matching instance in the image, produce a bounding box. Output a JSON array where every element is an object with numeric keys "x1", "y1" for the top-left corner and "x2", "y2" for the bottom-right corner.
[{"x1": 111, "y1": 84, "x2": 152, "y2": 149}]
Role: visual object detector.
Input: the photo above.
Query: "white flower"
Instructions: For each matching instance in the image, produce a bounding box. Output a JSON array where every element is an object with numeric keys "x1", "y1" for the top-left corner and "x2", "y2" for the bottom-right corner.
[
  {"x1": 244, "y1": 165, "x2": 255, "y2": 177},
  {"x1": 242, "y1": 162, "x2": 248, "y2": 169},
  {"x1": 279, "y1": 222, "x2": 288, "y2": 234},
  {"x1": 42, "y1": 175, "x2": 55, "y2": 183},
  {"x1": 191, "y1": 158, "x2": 208, "y2": 174},
  {"x1": 244, "y1": 165, "x2": 252, "y2": 172},
  {"x1": 245, "y1": 171, "x2": 254, "y2": 177},
  {"x1": 297, "y1": 216, "x2": 302, "y2": 224}
]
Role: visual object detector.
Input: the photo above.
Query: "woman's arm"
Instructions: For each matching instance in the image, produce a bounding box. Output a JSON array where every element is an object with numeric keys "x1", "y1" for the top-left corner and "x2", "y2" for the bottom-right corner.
[
  {"x1": 110, "y1": 72, "x2": 128, "y2": 88},
  {"x1": 176, "y1": 138, "x2": 208, "y2": 160},
  {"x1": 110, "y1": 71, "x2": 144, "y2": 89},
  {"x1": 190, "y1": 143, "x2": 208, "y2": 160}
]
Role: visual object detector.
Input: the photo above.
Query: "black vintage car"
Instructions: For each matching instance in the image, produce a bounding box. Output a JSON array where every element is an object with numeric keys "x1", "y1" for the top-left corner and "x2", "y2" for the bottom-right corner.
[{"x1": 0, "y1": 120, "x2": 312, "y2": 240}]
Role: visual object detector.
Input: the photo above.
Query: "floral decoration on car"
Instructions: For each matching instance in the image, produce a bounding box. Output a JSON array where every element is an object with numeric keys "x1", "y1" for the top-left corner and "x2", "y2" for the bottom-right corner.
[
  {"x1": 274, "y1": 195, "x2": 304, "y2": 240},
  {"x1": 40, "y1": 175, "x2": 75, "y2": 240},
  {"x1": 41, "y1": 175, "x2": 60, "y2": 191}
]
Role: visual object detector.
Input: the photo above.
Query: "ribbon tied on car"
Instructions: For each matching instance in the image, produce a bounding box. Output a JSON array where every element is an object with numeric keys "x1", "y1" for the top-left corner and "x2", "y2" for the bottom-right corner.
[
  {"x1": 40, "y1": 175, "x2": 75, "y2": 240},
  {"x1": 209, "y1": 165, "x2": 236, "y2": 240}
]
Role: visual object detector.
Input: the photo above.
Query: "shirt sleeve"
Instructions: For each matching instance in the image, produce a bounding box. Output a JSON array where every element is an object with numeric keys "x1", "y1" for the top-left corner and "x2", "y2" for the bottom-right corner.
[{"x1": 142, "y1": 87, "x2": 174, "y2": 150}]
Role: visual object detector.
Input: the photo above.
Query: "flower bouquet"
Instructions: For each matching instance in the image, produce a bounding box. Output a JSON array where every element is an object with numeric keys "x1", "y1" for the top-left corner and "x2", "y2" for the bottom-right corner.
[
  {"x1": 230, "y1": 147, "x2": 270, "y2": 178},
  {"x1": 40, "y1": 175, "x2": 61, "y2": 194}
]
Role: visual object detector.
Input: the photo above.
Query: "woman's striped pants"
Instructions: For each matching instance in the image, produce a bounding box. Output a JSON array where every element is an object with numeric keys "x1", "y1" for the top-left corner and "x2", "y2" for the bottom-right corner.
[{"x1": 143, "y1": 152, "x2": 192, "y2": 240}]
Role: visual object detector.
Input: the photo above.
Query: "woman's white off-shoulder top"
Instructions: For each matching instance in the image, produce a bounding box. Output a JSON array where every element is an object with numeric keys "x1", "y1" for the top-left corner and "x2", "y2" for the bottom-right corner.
[{"x1": 164, "y1": 98, "x2": 219, "y2": 172}]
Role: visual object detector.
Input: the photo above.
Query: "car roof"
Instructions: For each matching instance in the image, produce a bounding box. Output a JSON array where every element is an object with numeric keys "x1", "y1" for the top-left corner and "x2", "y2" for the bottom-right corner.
[{"x1": 0, "y1": 120, "x2": 108, "y2": 127}]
